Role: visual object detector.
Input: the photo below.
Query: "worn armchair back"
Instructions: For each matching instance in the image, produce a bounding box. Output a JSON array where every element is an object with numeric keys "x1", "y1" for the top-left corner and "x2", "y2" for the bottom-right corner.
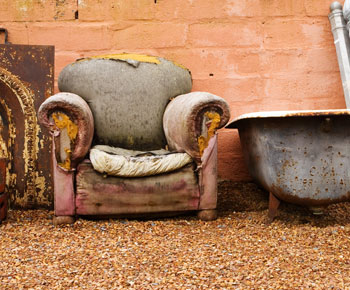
[
  {"x1": 59, "y1": 54, "x2": 193, "y2": 151},
  {"x1": 38, "y1": 54, "x2": 230, "y2": 225}
]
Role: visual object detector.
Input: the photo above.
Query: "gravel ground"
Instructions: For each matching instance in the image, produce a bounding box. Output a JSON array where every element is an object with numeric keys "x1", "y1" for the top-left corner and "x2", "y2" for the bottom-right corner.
[{"x1": 1, "y1": 181, "x2": 350, "y2": 289}]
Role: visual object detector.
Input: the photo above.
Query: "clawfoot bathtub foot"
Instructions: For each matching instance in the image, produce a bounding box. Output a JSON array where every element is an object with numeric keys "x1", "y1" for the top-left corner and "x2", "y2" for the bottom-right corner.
[{"x1": 268, "y1": 192, "x2": 280, "y2": 223}]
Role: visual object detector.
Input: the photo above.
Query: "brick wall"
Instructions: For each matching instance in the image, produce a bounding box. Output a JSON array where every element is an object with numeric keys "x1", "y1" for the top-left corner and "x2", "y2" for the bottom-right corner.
[{"x1": 0, "y1": 0, "x2": 345, "y2": 181}]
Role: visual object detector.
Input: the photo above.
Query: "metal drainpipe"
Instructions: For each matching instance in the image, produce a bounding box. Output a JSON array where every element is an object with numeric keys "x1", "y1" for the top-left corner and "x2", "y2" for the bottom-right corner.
[{"x1": 329, "y1": 1, "x2": 350, "y2": 109}]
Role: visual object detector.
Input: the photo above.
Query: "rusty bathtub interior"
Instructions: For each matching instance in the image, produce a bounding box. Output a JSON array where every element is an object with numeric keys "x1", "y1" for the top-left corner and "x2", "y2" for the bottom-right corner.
[{"x1": 226, "y1": 109, "x2": 350, "y2": 220}]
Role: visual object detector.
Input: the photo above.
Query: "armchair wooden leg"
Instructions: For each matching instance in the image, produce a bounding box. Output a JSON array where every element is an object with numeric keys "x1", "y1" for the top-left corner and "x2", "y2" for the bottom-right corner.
[
  {"x1": 53, "y1": 215, "x2": 75, "y2": 226},
  {"x1": 197, "y1": 209, "x2": 217, "y2": 221}
]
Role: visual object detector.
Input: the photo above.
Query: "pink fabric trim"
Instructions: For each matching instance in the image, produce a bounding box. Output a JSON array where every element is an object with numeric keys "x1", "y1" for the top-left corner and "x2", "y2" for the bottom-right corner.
[
  {"x1": 198, "y1": 134, "x2": 218, "y2": 209},
  {"x1": 52, "y1": 140, "x2": 75, "y2": 216}
]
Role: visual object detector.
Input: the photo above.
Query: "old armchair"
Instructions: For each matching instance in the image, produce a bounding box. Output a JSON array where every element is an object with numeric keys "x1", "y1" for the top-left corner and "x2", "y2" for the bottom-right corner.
[{"x1": 38, "y1": 54, "x2": 230, "y2": 225}]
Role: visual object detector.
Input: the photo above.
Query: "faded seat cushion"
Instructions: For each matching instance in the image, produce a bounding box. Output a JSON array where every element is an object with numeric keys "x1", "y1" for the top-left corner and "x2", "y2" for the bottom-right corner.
[
  {"x1": 58, "y1": 54, "x2": 192, "y2": 151},
  {"x1": 90, "y1": 145, "x2": 193, "y2": 177},
  {"x1": 75, "y1": 161, "x2": 200, "y2": 216}
]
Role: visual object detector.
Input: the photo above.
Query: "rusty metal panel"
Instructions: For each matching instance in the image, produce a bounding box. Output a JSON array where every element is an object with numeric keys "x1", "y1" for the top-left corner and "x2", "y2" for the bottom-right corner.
[
  {"x1": 0, "y1": 157, "x2": 6, "y2": 193},
  {"x1": 0, "y1": 41, "x2": 54, "y2": 209},
  {"x1": 0, "y1": 192, "x2": 7, "y2": 223},
  {"x1": 0, "y1": 158, "x2": 7, "y2": 222}
]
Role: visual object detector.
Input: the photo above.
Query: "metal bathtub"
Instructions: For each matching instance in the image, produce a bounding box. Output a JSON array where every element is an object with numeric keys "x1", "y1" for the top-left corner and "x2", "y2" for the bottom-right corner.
[{"x1": 226, "y1": 109, "x2": 350, "y2": 220}]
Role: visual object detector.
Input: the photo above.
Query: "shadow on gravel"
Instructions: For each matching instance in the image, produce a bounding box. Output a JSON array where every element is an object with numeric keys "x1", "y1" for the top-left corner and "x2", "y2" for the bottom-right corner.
[
  {"x1": 217, "y1": 180, "x2": 268, "y2": 214},
  {"x1": 218, "y1": 180, "x2": 350, "y2": 227}
]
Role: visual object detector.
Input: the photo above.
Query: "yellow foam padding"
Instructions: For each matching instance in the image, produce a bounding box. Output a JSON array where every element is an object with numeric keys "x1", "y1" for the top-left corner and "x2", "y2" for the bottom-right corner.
[
  {"x1": 198, "y1": 112, "x2": 221, "y2": 156},
  {"x1": 52, "y1": 112, "x2": 78, "y2": 141},
  {"x1": 78, "y1": 53, "x2": 189, "y2": 70},
  {"x1": 84, "y1": 53, "x2": 161, "y2": 64},
  {"x1": 59, "y1": 149, "x2": 72, "y2": 170},
  {"x1": 52, "y1": 112, "x2": 78, "y2": 170}
]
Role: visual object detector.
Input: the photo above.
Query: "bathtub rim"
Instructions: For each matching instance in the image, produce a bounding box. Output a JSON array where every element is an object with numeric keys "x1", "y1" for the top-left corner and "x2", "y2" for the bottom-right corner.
[{"x1": 226, "y1": 109, "x2": 350, "y2": 129}]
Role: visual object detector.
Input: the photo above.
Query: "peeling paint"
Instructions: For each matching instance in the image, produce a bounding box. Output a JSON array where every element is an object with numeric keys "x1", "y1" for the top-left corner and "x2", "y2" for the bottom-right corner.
[
  {"x1": 34, "y1": 173, "x2": 47, "y2": 203},
  {"x1": 78, "y1": 0, "x2": 86, "y2": 7},
  {"x1": 0, "y1": 99, "x2": 15, "y2": 195},
  {"x1": 0, "y1": 67, "x2": 40, "y2": 207},
  {"x1": 0, "y1": 45, "x2": 54, "y2": 208},
  {"x1": 15, "y1": 0, "x2": 32, "y2": 13},
  {"x1": 0, "y1": 118, "x2": 8, "y2": 159}
]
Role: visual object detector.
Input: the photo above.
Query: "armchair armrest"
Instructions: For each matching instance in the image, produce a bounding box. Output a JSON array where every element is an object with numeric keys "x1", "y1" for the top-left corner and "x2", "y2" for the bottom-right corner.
[
  {"x1": 38, "y1": 92, "x2": 94, "y2": 170},
  {"x1": 163, "y1": 92, "x2": 230, "y2": 161}
]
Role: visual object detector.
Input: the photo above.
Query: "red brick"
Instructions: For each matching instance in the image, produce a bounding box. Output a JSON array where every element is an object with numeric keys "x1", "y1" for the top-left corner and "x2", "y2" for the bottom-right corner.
[
  {"x1": 109, "y1": 0, "x2": 260, "y2": 21},
  {"x1": 260, "y1": 47, "x2": 339, "y2": 77},
  {"x1": 218, "y1": 152, "x2": 251, "y2": 181},
  {"x1": 0, "y1": 0, "x2": 76, "y2": 22},
  {"x1": 300, "y1": 96, "x2": 346, "y2": 109},
  {"x1": 111, "y1": 23, "x2": 187, "y2": 49},
  {"x1": 78, "y1": 0, "x2": 115, "y2": 21},
  {"x1": 91, "y1": 0, "x2": 190, "y2": 21},
  {"x1": 218, "y1": 129, "x2": 251, "y2": 180},
  {"x1": 26, "y1": 22, "x2": 112, "y2": 51},
  {"x1": 111, "y1": 0, "x2": 157, "y2": 20},
  {"x1": 0, "y1": 2, "x2": 14, "y2": 22},
  {"x1": 261, "y1": 72, "x2": 345, "y2": 110},
  {"x1": 192, "y1": 78, "x2": 263, "y2": 107},
  {"x1": 218, "y1": 130, "x2": 243, "y2": 153},
  {"x1": 159, "y1": 48, "x2": 262, "y2": 80},
  {"x1": 188, "y1": 22, "x2": 262, "y2": 48},
  {"x1": 78, "y1": 0, "x2": 175, "y2": 22},
  {"x1": 54, "y1": 50, "x2": 82, "y2": 80},
  {"x1": 305, "y1": 0, "x2": 343, "y2": 16},
  {"x1": 0, "y1": 23, "x2": 29, "y2": 44},
  {"x1": 79, "y1": 0, "x2": 254, "y2": 22},
  {"x1": 54, "y1": 83, "x2": 59, "y2": 94},
  {"x1": 260, "y1": 0, "x2": 305, "y2": 17},
  {"x1": 304, "y1": 47, "x2": 339, "y2": 73},
  {"x1": 54, "y1": 51, "x2": 83, "y2": 93},
  {"x1": 186, "y1": 0, "x2": 257, "y2": 19},
  {"x1": 263, "y1": 19, "x2": 332, "y2": 50},
  {"x1": 223, "y1": 0, "x2": 261, "y2": 17}
]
